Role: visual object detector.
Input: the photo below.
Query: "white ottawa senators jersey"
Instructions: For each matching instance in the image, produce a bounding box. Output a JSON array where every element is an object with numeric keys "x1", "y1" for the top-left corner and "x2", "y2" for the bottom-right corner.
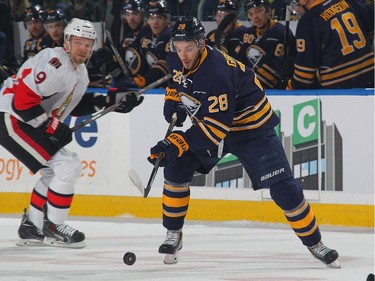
[{"x1": 0, "y1": 47, "x2": 89, "y2": 124}]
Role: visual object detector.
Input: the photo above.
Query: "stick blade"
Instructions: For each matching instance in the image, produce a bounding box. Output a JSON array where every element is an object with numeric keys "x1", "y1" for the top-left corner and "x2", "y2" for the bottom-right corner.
[{"x1": 128, "y1": 169, "x2": 144, "y2": 196}]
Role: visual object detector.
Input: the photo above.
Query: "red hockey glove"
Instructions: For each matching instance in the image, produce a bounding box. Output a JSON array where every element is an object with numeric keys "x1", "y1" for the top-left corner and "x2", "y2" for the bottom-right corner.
[
  {"x1": 147, "y1": 131, "x2": 189, "y2": 167},
  {"x1": 44, "y1": 116, "x2": 72, "y2": 148}
]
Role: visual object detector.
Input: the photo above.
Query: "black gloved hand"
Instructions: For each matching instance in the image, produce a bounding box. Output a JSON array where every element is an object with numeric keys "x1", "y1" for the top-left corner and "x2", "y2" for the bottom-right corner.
[
  {"x1": 44, "y1": 116, "x2": 72, "y2": 148},
  {"x1": 91, "y1": 48, "x2": 121, "y2": 78},
  {"x1": 163, "y1": 100, "x2": 187, "y2": 127},
  {"x1": 91, "y1": 48, "x2": 113, "y2": 68},
  {"x1": 107, "y1": 88, "x2": 144, "y2": 113}
]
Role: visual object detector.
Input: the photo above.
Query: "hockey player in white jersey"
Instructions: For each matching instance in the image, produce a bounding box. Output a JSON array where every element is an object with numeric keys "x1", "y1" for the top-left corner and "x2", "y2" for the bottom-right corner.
[{"x1": 0, "y1": 18, "x2": 143, "y2": 248}]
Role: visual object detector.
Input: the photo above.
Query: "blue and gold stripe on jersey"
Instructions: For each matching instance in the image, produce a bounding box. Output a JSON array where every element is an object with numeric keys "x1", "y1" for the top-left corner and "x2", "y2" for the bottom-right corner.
[
  {"x1": 195, "y1": 116, "x2": 230, "y2": 146},
  {"x1": 231, "y1": 95, "x2": 274, "y2": 131},
  {"x1": 319, "y1": 52, "x2": 374, "y2": 87},
  {"x1": 256, "y1": 64, "x2": 281, "y2": 89},
  {"x1": 292, "y1": 64, "x2": 317, "y2": 87}
]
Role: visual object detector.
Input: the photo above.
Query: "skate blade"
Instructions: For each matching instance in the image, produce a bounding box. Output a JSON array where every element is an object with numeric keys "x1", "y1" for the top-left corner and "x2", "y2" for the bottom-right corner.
[
  {"x1": 327, "y1": 259, "x2": 341, "y2": 268},
  {"x1": 16, "y1": 239, "x2": 46, "y2": 247},
  {"x1": 43, "y1": 237, "x2": 86, "y2": 249},
  {"x1": 163, "y1": 253, "x2": 179, "y2": 265}
]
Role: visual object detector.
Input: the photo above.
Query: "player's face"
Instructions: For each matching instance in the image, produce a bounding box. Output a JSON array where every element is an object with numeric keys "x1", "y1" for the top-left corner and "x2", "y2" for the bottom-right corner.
[
  {"x1": 293, "y1": 0, "x2": 308, "y2": 13},
  {"x1": 124, "y1": 10, "x2": 143, "y2": 30},
  {"x1": 295, "y1": 0, "x2": 309, "y2": 8},
  {"x1": 147, "y1": 14, "x2": 169, "y2": 37},
  {"x1": 293, "y1": 4, "x2": 305, "y2": 16},
  {"x1": 66, "y1": 36, "x2": 95, "y2": 65},
  {"x1": 174, "y1": 40, "x2": 204, "y2": 70},
  {"x1": 26, "y1": 19, "x2": 45, "y2": 38},
  {"x1": 46, "y1": 21, "x2": 64, "y2": 41},
  {"x1": 247, "y1": 6, "x2": 270, "y2": 30},
  {"x1": 215, "y1": 10, "x2": 230, "y2": 26}
]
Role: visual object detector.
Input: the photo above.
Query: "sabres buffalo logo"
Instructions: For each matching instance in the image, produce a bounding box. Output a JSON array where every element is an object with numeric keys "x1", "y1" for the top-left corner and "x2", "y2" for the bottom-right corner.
[
  {"x1": 125, "y1": 47, "x2": 141, "y2": 74},
  {"x1": 180, "y1": 93, "x2": 201, "y2": 118},
  {"x1": 246, "y1": 45, "x2": 265, "y2": 69}
]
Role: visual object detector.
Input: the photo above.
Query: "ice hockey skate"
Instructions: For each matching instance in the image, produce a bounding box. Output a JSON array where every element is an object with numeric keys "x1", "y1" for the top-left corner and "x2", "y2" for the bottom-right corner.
[
  {"x1": 308, "y1": 241, "x2": 340, "y2": 268},
  {"x1": 159, "y1": 229, "x2": 183, "y2": 264},
  {"x1": 16, "y1": 208, "x2": 45, "y2": 246},
  {"x1": 42, "y1": 205, "x2": 86, "y2": 249}
]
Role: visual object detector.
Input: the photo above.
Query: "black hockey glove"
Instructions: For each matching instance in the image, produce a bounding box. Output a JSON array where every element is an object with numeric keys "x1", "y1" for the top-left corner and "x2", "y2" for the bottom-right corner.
[
  {"x1": 107, "y1": 88, "x2": 144, "y2": 113},
  {"x1": 91, "y1": 48, "x2": 112, "y2": 67},
  {"x1": 43, "y1": 116, "x2": 73, "y2": 148},
  {"x1": 147, "y1": 131, "x2": 189, "y2": 167},
  {"x1": 91, "y1": 48, "x2": 121, "y2": 78},
  {"x1": 163, "y1": 100, "x2": 187, "y2": 127}
]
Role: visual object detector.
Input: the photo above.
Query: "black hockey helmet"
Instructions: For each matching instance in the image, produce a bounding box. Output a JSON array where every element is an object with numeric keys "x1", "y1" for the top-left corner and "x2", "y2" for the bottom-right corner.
[
  {"x1": 23, "y1": 4, "x2": 46, "y2": 28},
  {"x1": 244, "y1": 0, "x2": 271, "y2": 12},
  {"x1": 170, "y1": 17, "x2": 205, "y2": 51},
  {"x1": 121, "y1": 0, "x2": 145, "y2": 14},
  {"x1": 216, "y1": 0, "x2": 238, "y2": 13},
  {"x1": 146, "y1": 0, "x2": 170, "y2": 17},
  {"x1": 44, "y1": 9, "x2": 66, "y2": 25}
]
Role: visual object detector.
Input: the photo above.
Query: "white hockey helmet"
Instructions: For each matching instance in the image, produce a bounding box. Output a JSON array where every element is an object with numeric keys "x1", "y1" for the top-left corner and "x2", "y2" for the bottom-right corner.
[{"x1": 64, "y1": 18, "x2": 97, "y2": 47}]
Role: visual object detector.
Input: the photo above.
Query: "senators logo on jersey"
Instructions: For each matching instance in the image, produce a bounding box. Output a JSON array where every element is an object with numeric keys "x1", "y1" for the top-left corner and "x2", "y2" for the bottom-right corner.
[{"x1": 48, "y1": 57, "x2": 62, "y2": 69}]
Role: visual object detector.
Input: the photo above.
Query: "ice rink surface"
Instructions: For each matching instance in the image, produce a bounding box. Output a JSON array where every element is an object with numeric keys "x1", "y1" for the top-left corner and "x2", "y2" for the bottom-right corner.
[{"x1": 0, "y1": 215, "x2": 373, "y2": 281}]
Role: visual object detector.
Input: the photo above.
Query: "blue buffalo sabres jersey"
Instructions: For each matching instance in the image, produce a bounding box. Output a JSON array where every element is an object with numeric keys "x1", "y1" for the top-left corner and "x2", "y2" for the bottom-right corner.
[
  {"x1": 23, "y1": 32, "x2": 50, "y2": 62},
  {"x1": 137, "y1": 25, "x2": 171, "y2": 85},
  {"x1": 166, "y1": 46, "x2": 279, "y2": 153},
  {"x1": 288, "y1": 0, "x2": 374, "y2": 89},
  {"x1": 119, "y1": 23, "x2": 148, "y2": 76},
  {"x1": 118, "y1": 24, "x2": 171, "y2": 87},
  {"x1": 238, "y1": 20, "x2": 296, "y2": 89}
]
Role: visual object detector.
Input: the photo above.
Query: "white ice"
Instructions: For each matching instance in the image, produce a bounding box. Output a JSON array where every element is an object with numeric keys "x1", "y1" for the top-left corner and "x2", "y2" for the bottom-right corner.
[{"x1": 0, "y1": 216, "x2": 373, "y2": 281}]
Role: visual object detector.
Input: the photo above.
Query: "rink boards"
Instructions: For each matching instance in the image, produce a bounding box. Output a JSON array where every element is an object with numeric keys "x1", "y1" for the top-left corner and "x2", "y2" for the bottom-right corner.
[{"x1": 0, "y1": 88, "x2": 374, "y2": 228}]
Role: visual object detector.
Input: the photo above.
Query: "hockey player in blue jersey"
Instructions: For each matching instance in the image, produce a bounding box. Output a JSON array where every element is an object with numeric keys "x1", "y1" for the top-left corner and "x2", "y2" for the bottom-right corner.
[
  {"x1": 238, "y1": 0, "x2": 296, "y2": 89},
  {"x1": 131, "y1": 0, "x2": 171, "y2": 88},
  {"x1": 147, "y1": 16, "x2": 341, "y2": 267},
  {"x1": 206, "y1": 0, "x2": 246, "y2": 61},
  {"x1": 287, "y1": 0, "x2": 374, "y2": 89}
]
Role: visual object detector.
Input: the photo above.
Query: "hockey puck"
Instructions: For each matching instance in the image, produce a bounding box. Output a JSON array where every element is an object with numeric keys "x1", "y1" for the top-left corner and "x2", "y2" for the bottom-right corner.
[{"x1": 123, "y1": 252, "x2": 136, "y2": 265}]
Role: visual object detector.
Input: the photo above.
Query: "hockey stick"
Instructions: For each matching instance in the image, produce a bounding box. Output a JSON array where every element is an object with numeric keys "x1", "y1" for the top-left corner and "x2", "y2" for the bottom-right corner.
[
  {"x1": 128, "y1": 169, "x2": 145, "y2": 195},
  {"x1": 105, "y1": 29, "x2": 130, "y2": 77},
  {"x1": 278, "y1": 1, "x2": 294, "y2": 89},
  {"x1": 101, "y1": 22, "x2": 107, "y2": 88},
  {"x1": 128, "y1": 112, "x2": 178, "y2": 197},
  {"x1": 143, "y1": 112, "x2": 178, "y2": 198},
  {"x1": 71, "y1": 73, "x2": 172, "y2": 132},
  {"x1": 214, "y1": 13, "x2": 236, "y2": 51}
]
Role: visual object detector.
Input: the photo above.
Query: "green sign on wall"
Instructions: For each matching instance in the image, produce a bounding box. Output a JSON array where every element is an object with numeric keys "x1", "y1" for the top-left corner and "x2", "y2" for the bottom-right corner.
[
  {"x1": 293, "y1": 99, "x2": 321, "y2": 146},
  {"x1": 274, "y1": 109, "x2": 281, "y2": 137}
]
